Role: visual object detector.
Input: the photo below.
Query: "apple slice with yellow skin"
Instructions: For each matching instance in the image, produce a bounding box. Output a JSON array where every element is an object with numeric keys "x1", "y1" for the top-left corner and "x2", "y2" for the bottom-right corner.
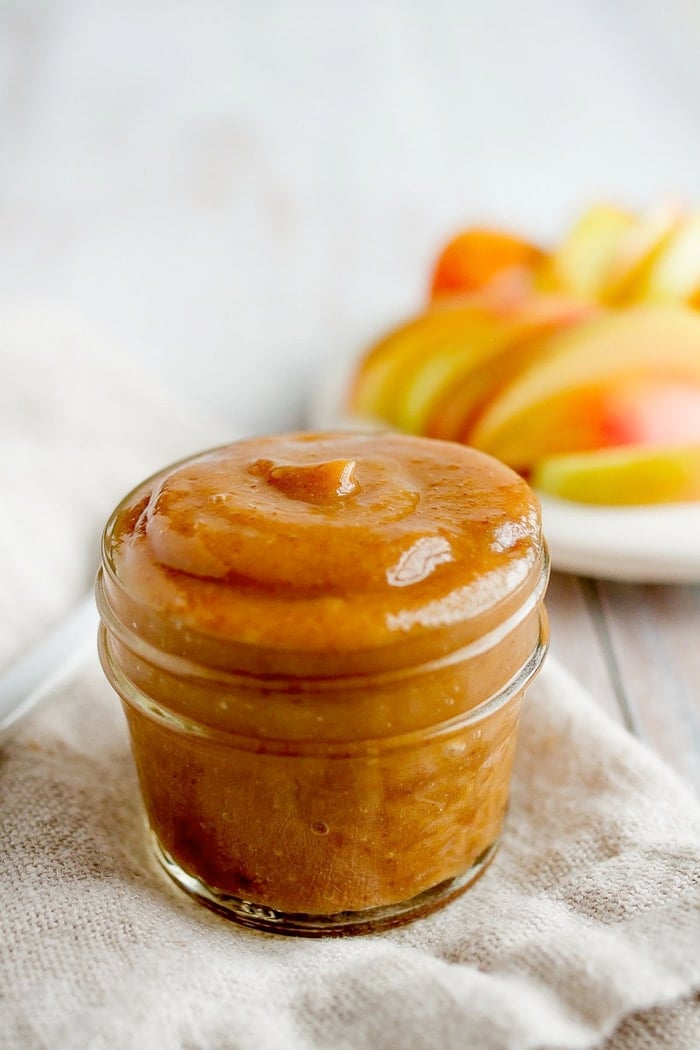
[
  {"x1": 394, "y1": 296, "x2": 586, "y2": 432},
  {"x1": 533, "y1": 445, "x2": 700, "y2": 505},
  {"x1": 349, "y1": 305, "x2": 499, "y2": 424},
  {"x1": 469, "y1": 306, "x2": 700, "y2": 469},
  {"x1": 349, "y1": 279, "x2": 536, "y2": 424},
  {"x1": 353, "y1": 294, "x2": 587, "y2": 435},
  {"x1": 423, "y1": 298, "x2": 592, "y2": 442},
  {"x1": 540, "y1": 203, "x2": 635, "y2": 298},
  {"x1": 601, "y1": 200, "x2": 683, "y2": 304},
  {"x1": 639, "y1": 212, "x2": 700, "y2": 303},
  {"x1": 393, "y1": 313, "x2": 535, "y2": 434}
]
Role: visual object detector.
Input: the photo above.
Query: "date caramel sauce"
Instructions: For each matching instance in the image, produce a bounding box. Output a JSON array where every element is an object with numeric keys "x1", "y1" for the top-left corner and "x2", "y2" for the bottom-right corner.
[{"x1": 97, "y1": 432, "x2": 548, "y2": 933}]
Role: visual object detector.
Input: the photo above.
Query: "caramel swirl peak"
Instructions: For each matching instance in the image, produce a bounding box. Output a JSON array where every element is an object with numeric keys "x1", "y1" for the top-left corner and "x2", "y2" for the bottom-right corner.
[{"x1": 253, "y1": 457, "x2": 359, "y2": 504}]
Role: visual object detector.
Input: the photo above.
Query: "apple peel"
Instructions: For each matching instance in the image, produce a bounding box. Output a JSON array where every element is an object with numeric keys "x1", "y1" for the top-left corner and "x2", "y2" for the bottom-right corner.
[{"x1": 533, "y1": 445, "x2": 700, "y2": 505}]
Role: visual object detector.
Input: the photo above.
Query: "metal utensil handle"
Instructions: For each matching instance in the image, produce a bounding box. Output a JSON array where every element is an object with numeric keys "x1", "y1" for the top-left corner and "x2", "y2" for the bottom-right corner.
[{"x1": 0, "y1": 593, "x2": 99, "y2": 745}]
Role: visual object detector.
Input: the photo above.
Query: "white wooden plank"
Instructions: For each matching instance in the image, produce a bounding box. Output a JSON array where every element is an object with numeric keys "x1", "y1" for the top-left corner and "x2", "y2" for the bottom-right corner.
[
  {"x1": 596, "y1": 582, "x2": 700, "y2": 793},
  {"x1": 545, "y1": 573, "x2": 624, "y2": 725}
]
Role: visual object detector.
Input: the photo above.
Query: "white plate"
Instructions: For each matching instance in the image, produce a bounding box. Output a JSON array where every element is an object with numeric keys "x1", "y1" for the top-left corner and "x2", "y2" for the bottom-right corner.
[
  {"x1": 534, "y1": 495, "x2": 700, "y2": 582},
  {"x1": 308, "y1": 358, "x2": 700, "y2": 584}
]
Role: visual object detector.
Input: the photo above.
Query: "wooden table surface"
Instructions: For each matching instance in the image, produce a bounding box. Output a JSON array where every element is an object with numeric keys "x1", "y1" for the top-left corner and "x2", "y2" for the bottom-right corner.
[{"x1": 546, "y1": 572, "x2": 700, "y2": 794}]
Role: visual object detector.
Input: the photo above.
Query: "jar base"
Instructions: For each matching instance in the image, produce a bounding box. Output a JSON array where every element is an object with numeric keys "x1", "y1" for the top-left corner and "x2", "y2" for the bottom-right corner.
[{"x1": 151, "y1": 833, "x2": 499, "y2": 937}]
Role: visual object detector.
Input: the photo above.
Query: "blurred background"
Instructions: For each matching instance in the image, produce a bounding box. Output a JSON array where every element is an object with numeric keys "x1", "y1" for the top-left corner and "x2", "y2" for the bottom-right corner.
[{"x1": 2, "y1": 0, "x2": 700, "y2": 431}]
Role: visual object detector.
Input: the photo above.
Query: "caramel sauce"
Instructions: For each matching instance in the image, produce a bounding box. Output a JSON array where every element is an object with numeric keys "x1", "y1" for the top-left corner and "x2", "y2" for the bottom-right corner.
[
  {"x1": 98, "y1": 432, "x2": 548, "y2": 925},
  {"x1": 105, "y1": 432, "x2": 541, "y2": 673}
]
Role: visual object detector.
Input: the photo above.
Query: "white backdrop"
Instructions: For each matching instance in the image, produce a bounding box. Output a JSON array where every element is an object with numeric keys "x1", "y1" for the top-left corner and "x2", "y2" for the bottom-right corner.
[{"x1": 2, "y1": 0, "x2": 700, "y2": 432}]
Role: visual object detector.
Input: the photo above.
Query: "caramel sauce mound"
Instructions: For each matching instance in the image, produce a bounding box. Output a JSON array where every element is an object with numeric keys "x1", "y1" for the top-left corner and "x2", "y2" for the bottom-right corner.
[
  {"x1": 99, "y1": 432, "x2": 548, "y2": 922},
  {"x1": 106, "y1": 432, "x2": 542, "y2": 673}
]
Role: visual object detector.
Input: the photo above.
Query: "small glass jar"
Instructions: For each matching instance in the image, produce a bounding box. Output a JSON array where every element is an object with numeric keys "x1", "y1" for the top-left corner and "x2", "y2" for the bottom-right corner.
[{"x1": 96, "y1": 432, "x2": 549, "y2": 936}]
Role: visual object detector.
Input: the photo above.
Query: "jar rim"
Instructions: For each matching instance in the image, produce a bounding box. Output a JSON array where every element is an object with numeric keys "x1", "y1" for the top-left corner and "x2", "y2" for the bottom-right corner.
[
  {"x1": 98, "y1": 605, "x2": 549, "y2": 757},
  {"x1": 99, "y1": 438, "x2": 548, "y2": 676},
  {"x1": 96, "y1": 541, "x2": 549, "y2": 690}
]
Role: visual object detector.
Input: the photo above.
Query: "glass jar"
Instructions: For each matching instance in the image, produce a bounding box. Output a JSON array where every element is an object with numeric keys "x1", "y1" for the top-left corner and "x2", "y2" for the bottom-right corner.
[{"x1": 96, "y1": 432, "x2": 549, "y2": 936}]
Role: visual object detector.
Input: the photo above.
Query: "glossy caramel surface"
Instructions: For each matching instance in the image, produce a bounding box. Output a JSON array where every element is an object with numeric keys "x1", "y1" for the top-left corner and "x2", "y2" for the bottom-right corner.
[{"x1": 105, "y1": 432, "x2": 542, "y2": 673}]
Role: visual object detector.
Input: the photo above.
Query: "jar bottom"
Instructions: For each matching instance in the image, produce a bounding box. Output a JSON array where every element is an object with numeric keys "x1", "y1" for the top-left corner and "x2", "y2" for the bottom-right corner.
[{"x1": 151, "y1": 831, "x2": 499, "y2": 937}]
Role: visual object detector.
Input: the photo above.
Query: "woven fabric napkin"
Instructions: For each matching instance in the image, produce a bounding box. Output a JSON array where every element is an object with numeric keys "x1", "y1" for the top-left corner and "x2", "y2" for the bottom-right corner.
[{"x1": 1, "y1": 306, "x2": 699, "y2": 1050}]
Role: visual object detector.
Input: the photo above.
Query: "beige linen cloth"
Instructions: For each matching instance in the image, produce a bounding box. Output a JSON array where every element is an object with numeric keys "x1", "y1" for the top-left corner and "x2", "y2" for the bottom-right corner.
[{"x1": 1, "y1": 306, "x2": 699, "y2": 1050}]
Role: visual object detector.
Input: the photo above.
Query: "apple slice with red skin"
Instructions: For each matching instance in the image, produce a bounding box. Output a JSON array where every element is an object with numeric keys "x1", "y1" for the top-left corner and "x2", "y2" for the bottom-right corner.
[
  {"x1": 470, "y1": 306, "x2": 700, "y2": 469},
  {"x1": 477, "y1": 376, "x2": 700, "y2": 469},
  {"x1": 430, "y1": 227, "x2": 544, "y2": 300}
]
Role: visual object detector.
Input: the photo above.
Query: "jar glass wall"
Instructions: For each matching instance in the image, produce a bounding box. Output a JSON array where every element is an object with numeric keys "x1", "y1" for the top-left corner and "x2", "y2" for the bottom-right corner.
[
  {"x1": 97, "y1": 556, "x2": 548, "y2": 936},
  {"x1": 96, "y1": 433, "x2": 550, "y2": 935}
]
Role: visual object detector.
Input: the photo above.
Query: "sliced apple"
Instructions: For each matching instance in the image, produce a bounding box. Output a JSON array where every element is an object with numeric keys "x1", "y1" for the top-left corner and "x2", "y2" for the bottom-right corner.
[
  {"x1": 639, "y1": 212, "x2": 700, "y2": 303},
  {"x1": 430, "y1": 227, "x2": 543, "y2": 300},
  {"x1": 394, "y1": 296, "x2": 585, "y2": 433},
  {"x1": 351, "y1": 293, "x2": 588, "y2": 435},
  {"x1": 601, "y1": 200, "x2": 683, "y2": 304},
  {"x1": 469, "y1": 306, "x2": 700, "y2": 469},
  {"x1": 392, "y1": 333, "x2": 504, "y2": 433},
  {"x1": 349, "y1": 305, "x2": 499, "y2": 424},
  {"x1": 541, "y1": 203, "x2": 634, "y2": 298},
  {"x1": 349, "y1": 279, "x2": 538, "y2": 425},
  {"x1": 423, "y1": 298, "x2": 592, "y2": 441},
  {"x1": 533, "y1": 445, "x2": 700, "y2": 505}
]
